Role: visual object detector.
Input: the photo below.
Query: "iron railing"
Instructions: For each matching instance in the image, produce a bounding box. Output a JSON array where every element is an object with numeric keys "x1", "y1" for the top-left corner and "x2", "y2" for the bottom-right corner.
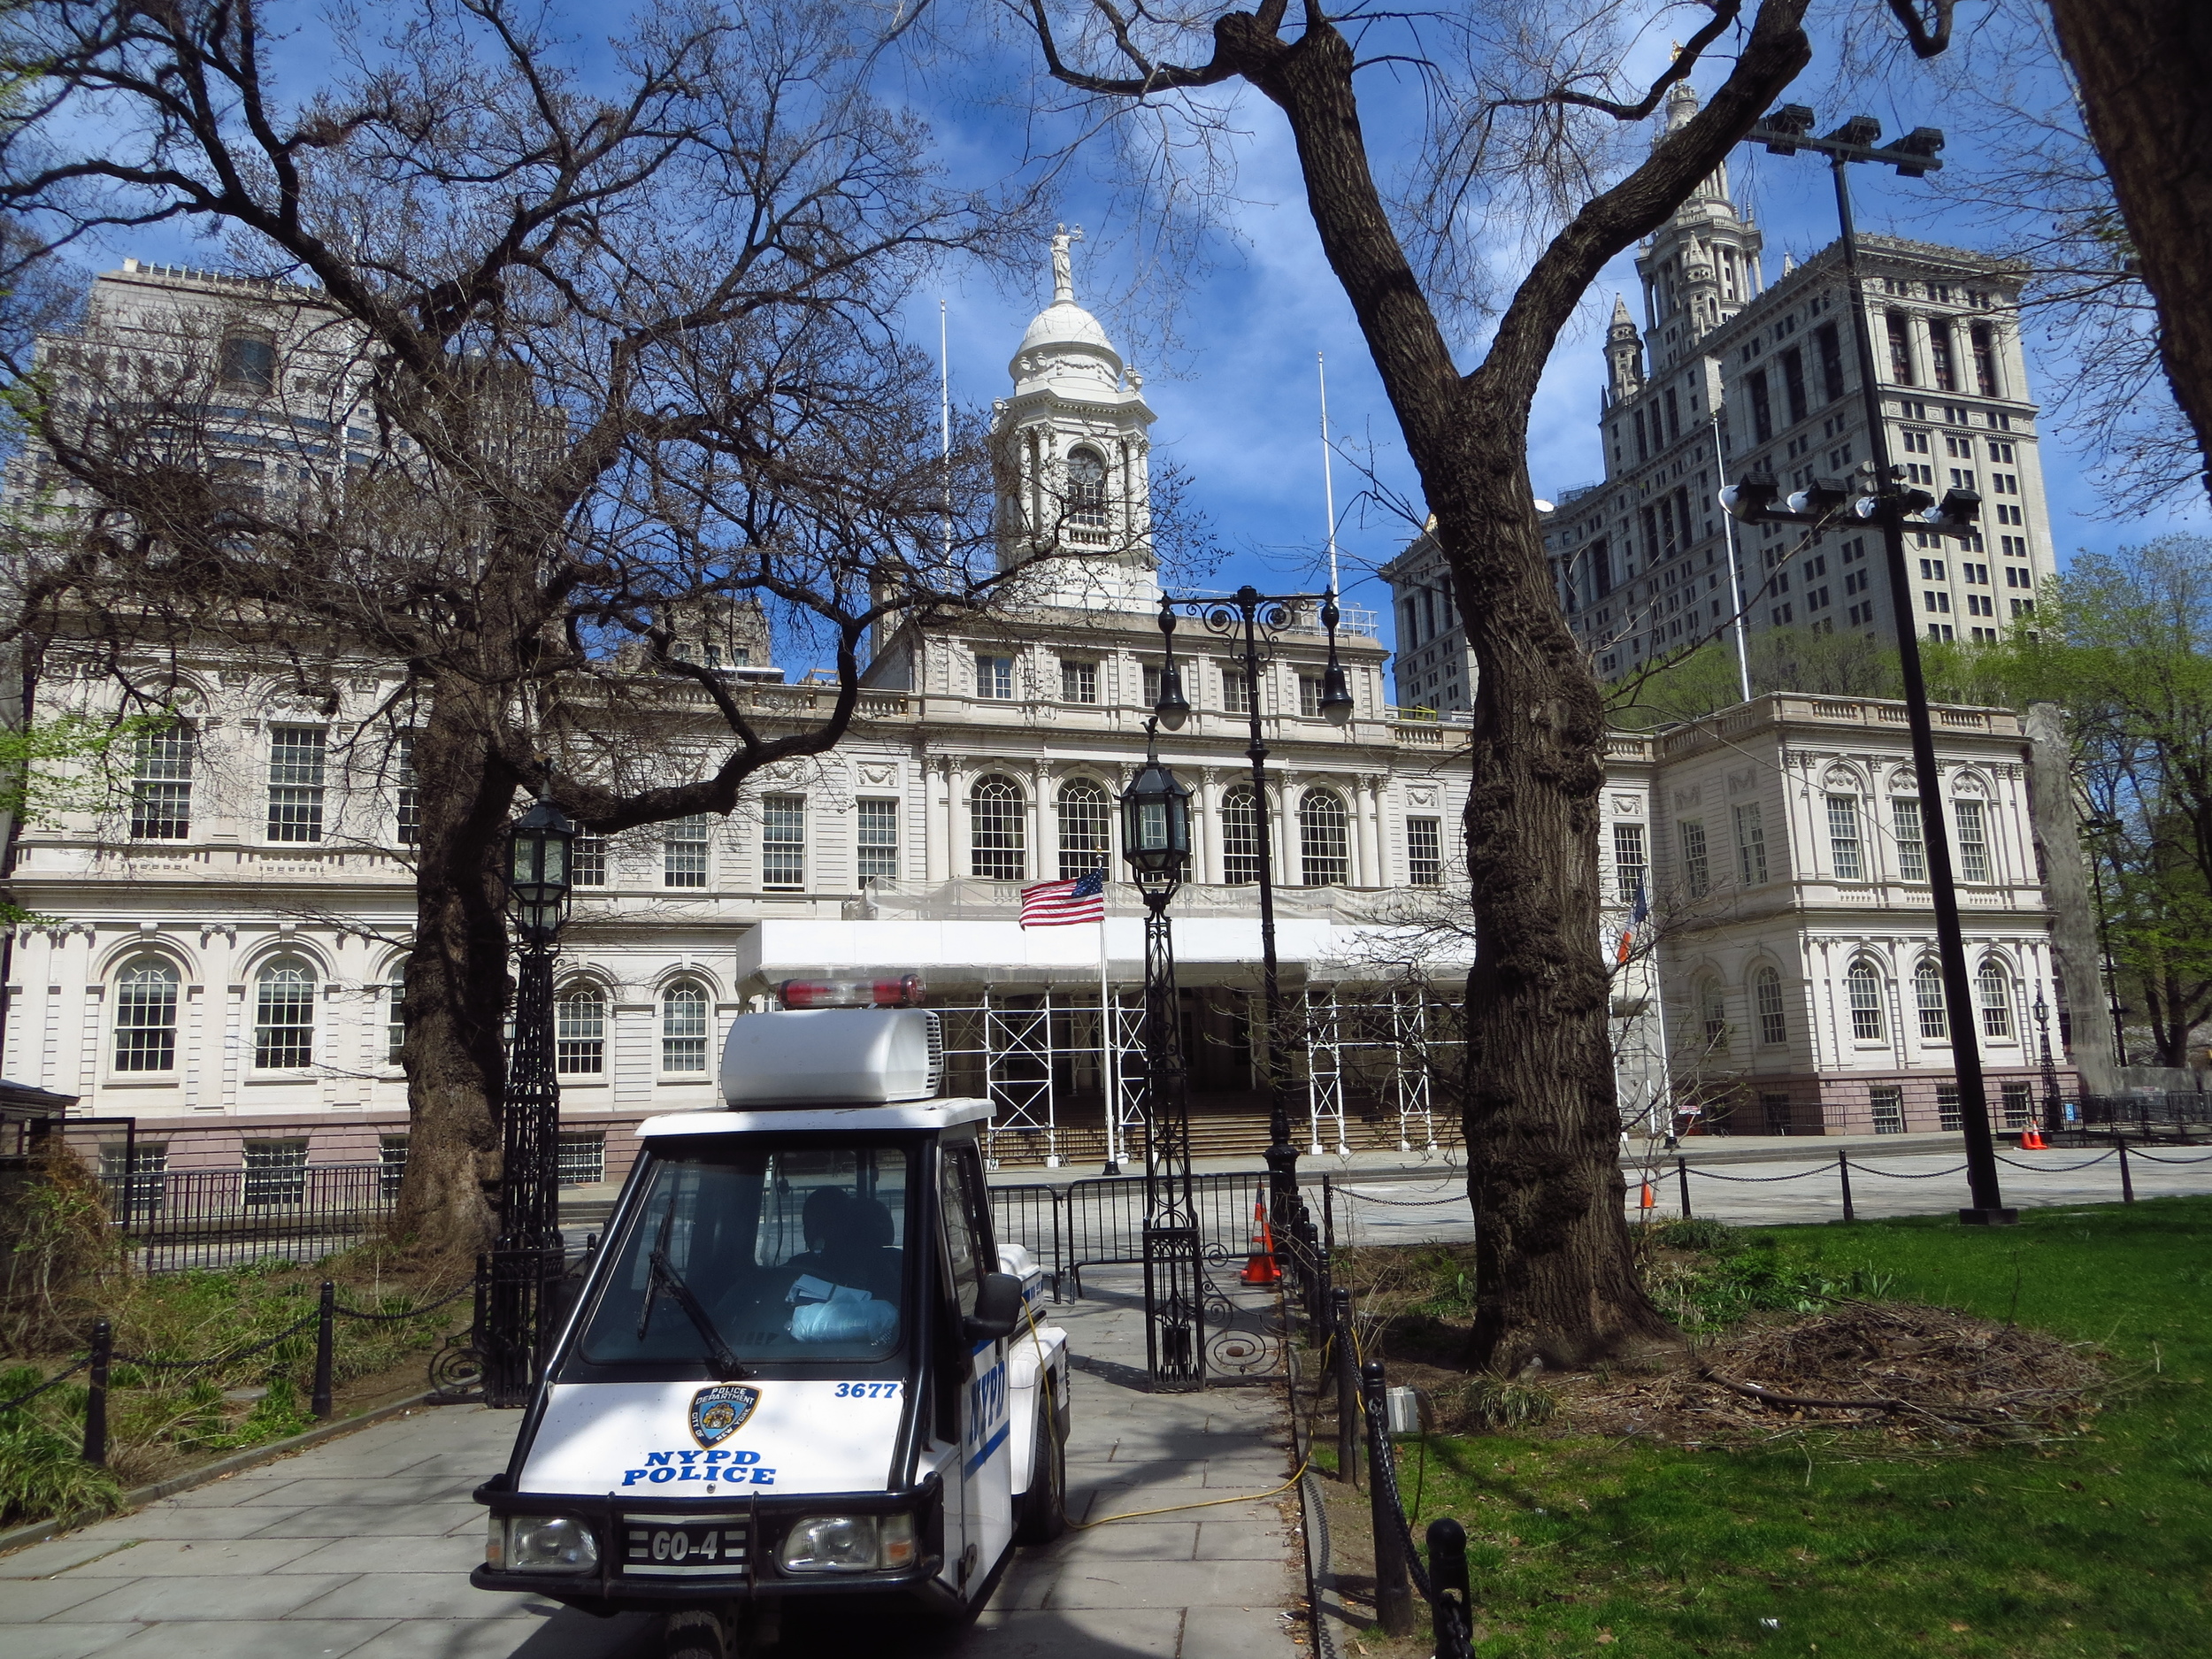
[{"x1": 101, "y1": 1162, "x2": 395, "y2": 1273}]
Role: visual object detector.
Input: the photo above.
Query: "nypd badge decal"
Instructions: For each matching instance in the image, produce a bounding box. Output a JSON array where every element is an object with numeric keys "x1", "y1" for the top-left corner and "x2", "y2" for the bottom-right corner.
[{"x1": 689, "y1": 1384, "x2": 760, "y2": 1448}]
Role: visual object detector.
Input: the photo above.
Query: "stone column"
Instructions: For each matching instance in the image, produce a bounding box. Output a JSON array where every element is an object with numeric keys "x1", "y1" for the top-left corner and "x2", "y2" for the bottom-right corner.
[
  {"x1": 1195, "y1": 768, "x2": 1224, "y2": 887},
  {"x1": 1354, "y1": 773, "x2": 1384, "y2": 887}
]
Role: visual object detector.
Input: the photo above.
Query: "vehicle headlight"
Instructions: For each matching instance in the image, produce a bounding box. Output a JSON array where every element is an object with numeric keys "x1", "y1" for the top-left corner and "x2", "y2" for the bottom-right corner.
[
  {"x1": 777, "y1": 1511, "x2": 917, "y2": 1573},
  {"x1": 496, "y1": 1515, "x2": 600, "y2": 1573}
]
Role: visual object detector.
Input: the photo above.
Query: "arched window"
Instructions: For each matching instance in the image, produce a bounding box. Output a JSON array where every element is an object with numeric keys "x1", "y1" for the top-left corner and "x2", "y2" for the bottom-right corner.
[
  {"x1": 1978, "y1": 961, "x2": 2014, "y2": 1038},
  {"x1": 558, "y1": 986, "x2": 608, "y2": 1076},
  {"x1": 1847, "y1": 962, "x2": 1886, "y2": 1041},
  {"x1": 115, "y1": 957, "x2": 180, "y2": 1071},
  {"x1": 1056, "y1": 779, "x2": 1111, "y2": 880},
  {"x1": 1299, "y1": 789, "x2": 1350, "y2": 887},
  {"x1": 1754, "y1": 965, "x2": 1787, "y2": 1047},
  {"x1": 662, "y1": 981, "x2": 710, "y2": 1073},
  {"x1": 253, "y1": 956, "x2": 317, "y2": 1069},
  {"x1": 1700, "y1": 981, "x2": 1729, "y2": 1054},
  {"x1": 1915, "y1": 961, "x2": 1949, "y2": 1040},
  {"x1": 1222, "y1": 787, "x2": 1262, "y2": 885},
  {"x1": 970, "y1": 775, "x2": 1026, "y2": 881},
  {"x1": 1066, "y1": 447, "x2": 1108, "y2": 527}
]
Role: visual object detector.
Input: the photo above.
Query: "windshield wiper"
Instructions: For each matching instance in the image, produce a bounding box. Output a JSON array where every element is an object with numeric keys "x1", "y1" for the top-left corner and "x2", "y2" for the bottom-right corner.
[{"x1": 645, "y1": 1246, "x2": 747, "y2": 1380}]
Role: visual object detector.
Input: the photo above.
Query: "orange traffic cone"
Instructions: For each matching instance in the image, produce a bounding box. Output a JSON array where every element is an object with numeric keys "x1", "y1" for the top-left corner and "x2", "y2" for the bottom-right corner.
[
  {"x1": 1240, "y1": 1198, "x2": 1281, "y2": 1286},
  {"x1": 1640, "y1": 1179, "x2": 1656, "y2": 1211},
  {"x1": 2020, "y1": 1122, "x2": 2046, "y2": 1150}
]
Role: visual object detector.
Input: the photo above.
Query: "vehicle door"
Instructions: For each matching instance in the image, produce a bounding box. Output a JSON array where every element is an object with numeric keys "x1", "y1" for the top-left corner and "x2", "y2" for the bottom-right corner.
[{"x1": 939, "y1": 1141, "x2": 1013, "y2": 1592}]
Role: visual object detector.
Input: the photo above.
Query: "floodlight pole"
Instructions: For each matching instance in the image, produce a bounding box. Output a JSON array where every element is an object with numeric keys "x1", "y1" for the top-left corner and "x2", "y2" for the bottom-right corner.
[{"x1": 1747, "y1": 109, "x2": 2012, "y2": 1224}]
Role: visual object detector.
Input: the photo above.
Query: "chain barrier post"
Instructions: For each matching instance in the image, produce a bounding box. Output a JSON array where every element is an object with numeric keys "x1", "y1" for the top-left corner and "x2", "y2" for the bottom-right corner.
[
  {"x1": 1362, "y1": 1360, "x2": 1417, "y2": 1637},
  {"x1": 311, "y1": 1279, "x2": 337, "y2": 1419},
  {"x1": 2118, "y1": 1137, "x2": 2134, "y2": 1203},
  {"x1": 82, "y1": 1319, "x2": 111, "y2": 1467},
  {"x1": 1333, "y1": 1287, "x2": 1360, "y2": 1486},
  {"x1": 1676, "y1": 1156, "x2": 1693, "y2": 1218},
  {"x1": 1426, "y1": 1517, "x2": 1473, "y2": 1659},
  {"x1": 1837, "y1": 1152, "x2": 1855, "y2": 1223}
]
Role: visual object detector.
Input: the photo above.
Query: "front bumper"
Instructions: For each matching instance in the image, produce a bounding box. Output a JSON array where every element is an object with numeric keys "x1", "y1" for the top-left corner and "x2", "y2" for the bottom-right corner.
[{"x1": 470, "y1": 1472, "x2": 945, "y2": 1611}]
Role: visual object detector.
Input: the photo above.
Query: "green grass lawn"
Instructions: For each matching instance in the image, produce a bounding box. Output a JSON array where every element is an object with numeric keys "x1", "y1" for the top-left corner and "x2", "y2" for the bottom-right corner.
[{"x1": 1380, "y1": 1196, "x2": 2212, "y2": 1658}]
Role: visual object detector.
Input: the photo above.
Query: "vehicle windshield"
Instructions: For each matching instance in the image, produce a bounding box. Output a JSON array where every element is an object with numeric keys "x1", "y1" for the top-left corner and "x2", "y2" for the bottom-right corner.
[{"x1": 578, "y1": 1140, "x2": 912, "y2": 1367}]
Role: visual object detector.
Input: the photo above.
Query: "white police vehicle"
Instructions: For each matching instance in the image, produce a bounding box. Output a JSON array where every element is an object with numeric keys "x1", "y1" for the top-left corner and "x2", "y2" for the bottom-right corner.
[{"x1": 472, "y1": 979, "x2": 1071, "y2": 1657}]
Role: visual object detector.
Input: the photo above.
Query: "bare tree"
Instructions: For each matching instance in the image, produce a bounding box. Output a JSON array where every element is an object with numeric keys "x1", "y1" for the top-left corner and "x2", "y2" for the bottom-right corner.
[
  {"x1": 0, "y1": 0, "x2": 1135, "y2": 1259},
  {"x1": 994, "y1": 0, "x2": 1987, "y2": 1369}
]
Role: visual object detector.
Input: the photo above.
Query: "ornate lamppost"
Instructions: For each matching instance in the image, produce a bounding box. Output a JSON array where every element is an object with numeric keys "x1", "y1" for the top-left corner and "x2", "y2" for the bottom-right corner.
[
  {"x1": 2035, "y1": 994, "x2": 2064, "y2": 1133},
  {"x1": 1120, "y1": 722, "x2": 1202, "y2": 1388},
  {"x1": 483, "y1": 796, "x2": 576, "y2": 1407},
  {"x1": 1152, "y1": 587, "x2": 1353, "y2": 1276}
]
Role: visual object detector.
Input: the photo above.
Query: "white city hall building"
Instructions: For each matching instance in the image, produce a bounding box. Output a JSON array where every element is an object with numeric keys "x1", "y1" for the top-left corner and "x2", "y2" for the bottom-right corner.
[{"x1": 6, "y1": 247, "x2": 2085, "y2": 1198}]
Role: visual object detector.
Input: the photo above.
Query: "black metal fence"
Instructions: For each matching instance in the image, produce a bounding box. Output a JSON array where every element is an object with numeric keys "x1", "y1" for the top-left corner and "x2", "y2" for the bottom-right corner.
[
  {"x1": 103, "y1": 1163, "x2": 396, "y2": 1273},
  {"x1": 985, "y1": 1171, "x2": 1274, "y2": 1301},
  {"x1": 2070, "y1": 1093, "x2": 2212, "y2": 1136}
]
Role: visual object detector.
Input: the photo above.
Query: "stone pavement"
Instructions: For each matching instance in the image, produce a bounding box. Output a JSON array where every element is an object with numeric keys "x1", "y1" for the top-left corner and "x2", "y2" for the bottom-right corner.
[{"x1": 0, "y1": 1268, "x2": 1302, "y2": 1659}]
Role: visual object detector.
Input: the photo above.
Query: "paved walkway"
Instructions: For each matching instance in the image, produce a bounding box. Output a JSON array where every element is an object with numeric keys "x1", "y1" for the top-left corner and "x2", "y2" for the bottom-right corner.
[{"x1": 0, "y1": 1270, "x2": 1301, "y2": 1659}]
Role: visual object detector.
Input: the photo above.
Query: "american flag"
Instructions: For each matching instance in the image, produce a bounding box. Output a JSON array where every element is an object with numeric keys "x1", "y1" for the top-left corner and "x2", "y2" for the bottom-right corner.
[{"x1": 1019, "y1": 867, "x2": 1107, "y2": 927}]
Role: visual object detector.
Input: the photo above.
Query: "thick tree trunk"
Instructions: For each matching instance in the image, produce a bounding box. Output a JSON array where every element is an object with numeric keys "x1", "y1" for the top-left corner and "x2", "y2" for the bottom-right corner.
[
  {"x1": 2046, "y1": 0, "x2": 2212, "y2": 496},
  {"x1": 388, "y1": 686, "x2": 521, "y2": 1261}
]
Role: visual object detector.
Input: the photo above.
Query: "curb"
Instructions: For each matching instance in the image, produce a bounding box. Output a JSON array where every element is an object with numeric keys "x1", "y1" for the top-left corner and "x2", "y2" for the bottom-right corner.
[{"x1": 0, "y1": 1388, "x2": 455, "y2": 1558}]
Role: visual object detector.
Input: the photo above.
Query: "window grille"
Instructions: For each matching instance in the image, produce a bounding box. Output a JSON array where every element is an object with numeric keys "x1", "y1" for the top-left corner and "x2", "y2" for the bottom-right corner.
[
  {"x1": 1938, "y1": 1085, "x2": 1962, "y2": 1132},
  {"x1": 856, "y1": 799, "x2": 900, "y2": 880},
  {"x1": 1826, "y1": 794, "x2": 1863, "y2": 880},
  {"x1": 130, "y1": 724, "x2": 195, "y2": 840},
  {"x1": 2000, "y1": 1081, "x2": 2033, "y2": 1129},
  {"x1": 379, "y1": 1136, "x2": 409, "y2": 1201},
  {"x1": 761, "y1": 795, "x2": 805, "y2": 889},
  {"x1": 1407, "y1": 818, "x2": 1441, "y2": 887},
  {"x1": 1067, "y1": 448, "x2": 1109, "y2": 527},
  {"x1": 557, "y1": 987, "x2": 607, "y2": 1075},
  {"x1": 266, "y1": 727, "x2": 326, "y2": 842},
  {"x1": 242, "y1": 1140, "x2": 308, "y2": 1208},
  {"x1": 1056, "y1": 779, "x2": 1111, "y2": 880},
  {"x1": 664, "y1": 815, "x2": 710, "y2": 888},
  {"x1": 662, "y1": 982, "x2": 710, "y2": 1072},
  {"x1": 1223, "y1": 787, "x2": 1262, "y2": 885},
  {"x1": 1299, "y1": 790, "x2": 1350, "y2": 887},
  {"x1": 114, "y1": 957, "x2": 180, "y2": 1071},
  {"x1": 969, "y1": 776, "x2": 1025, "y2": 880},
  {"x1": 1755, "y1": 966, "x2": 1787, "y2": 1046},
  {"x1": 1870, "y1": 1086, "x2": 1905, "y2": 1134},
  {"x1": 253, "y1": 957, "x2": 316, "y2": 1069},
  {"x1": 101, "y1": 1142, "x2": 166, "y2": 1216},
  {"x1": 1916, "y1": 962, "x2": 1949, "y2": 1039},
  {"x1": 557, "y1": 1132, "x2": 607, "y2": 1187}
]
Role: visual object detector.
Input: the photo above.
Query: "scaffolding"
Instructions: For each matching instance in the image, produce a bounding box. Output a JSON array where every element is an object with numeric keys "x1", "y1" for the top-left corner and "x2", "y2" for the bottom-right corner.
[{"x1": 1299, "y1": 989, "x2": 1454, "y2": 1156}]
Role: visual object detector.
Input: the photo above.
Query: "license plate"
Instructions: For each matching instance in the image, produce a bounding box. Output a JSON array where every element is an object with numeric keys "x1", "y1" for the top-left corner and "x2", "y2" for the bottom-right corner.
[{"x1": 620, "y1": 1514, "x2": 749, "y2": 1577}]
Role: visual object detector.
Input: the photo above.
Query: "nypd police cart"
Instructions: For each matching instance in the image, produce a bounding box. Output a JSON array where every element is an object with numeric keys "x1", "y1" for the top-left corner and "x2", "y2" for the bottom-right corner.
[{"x1": 472, "y1": 980, "x2": 1071, "y2": 1655}]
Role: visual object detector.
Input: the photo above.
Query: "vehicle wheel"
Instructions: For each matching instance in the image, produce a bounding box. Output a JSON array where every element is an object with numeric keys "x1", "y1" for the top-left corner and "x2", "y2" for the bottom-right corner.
[
  {"x1": 1015, "y1": 1375, "x2": 1068, "y2": 1544},
  {"x1": 663, "y1": 1605, "x2": 731, "y2": 1659}
]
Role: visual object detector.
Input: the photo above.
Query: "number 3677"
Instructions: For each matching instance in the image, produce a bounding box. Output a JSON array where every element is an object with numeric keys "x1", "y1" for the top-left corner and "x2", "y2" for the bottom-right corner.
[{"x1": 833, "y1": 1382, "x2": 901, "y2": 1399}]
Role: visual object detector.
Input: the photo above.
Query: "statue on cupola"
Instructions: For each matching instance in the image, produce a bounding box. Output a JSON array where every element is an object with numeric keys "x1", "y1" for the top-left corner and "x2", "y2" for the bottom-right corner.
[{"x1": 990, "y1": 227, "x2": 1160, "y2": 613}]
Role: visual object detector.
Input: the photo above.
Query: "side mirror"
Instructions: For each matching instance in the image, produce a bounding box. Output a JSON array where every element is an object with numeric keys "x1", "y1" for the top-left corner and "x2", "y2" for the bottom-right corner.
[{"x1": 962, "y1": 1272, "x2": 1024, "y2": 1343}]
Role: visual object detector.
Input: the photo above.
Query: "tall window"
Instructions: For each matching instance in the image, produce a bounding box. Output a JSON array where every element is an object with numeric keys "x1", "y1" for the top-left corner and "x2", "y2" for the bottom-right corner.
[
  {"x1": 970, "y1": 775, "x2": 1025, "y2": 880},
  {"x1": 130, "y1": 724, "x2": 195, "y2": 840},
  {"x1": 1678, "y1": 820, "x2": 1709, "y2": 898},
  {"x1": 1407, "y1": 818, "x2": 1442, "y2": 887},
  {"x1": 1755, "y1": 966, "x2": 1788, "y2": 1047},
  {"x1": 242, "y1": 1140, "x2": 308, "y2": 1208},
  {"x1": 1826, "y1": 794, "x2": 1863, "y2": 880},
  {"x1": 1870, "y1": 1086, "x2": 1906, "y2": 1135},
  {"x1": 1299, "y1": 789, "x2": 1350, "y2": 887},
  {"x1": 856, "y1": 798, "x2": 900, "y2": 881},
  {"x1": 1060, "y1": 659, "x2": 1098, "y2": 703},
  {"x1": 557, "y1": 986, "x2": 608, "y2": 1075},
  {"x1": 393, "y1": 732, "x2": 419, "y2": 847},
  {"x1": 1066, "y1": 447, "x2": 1109, "y2": 527},
  {"x1": 1938, "y1": 1085, "x2": 1963, "y2": 1132},
  {"x1": 219, "y1": 330, "x2": 276, "y2": 391},
  {"x1": 1298, "y1": 674, "x2": 1324, "y2": 718},
  {"x1": 1915, "y1": 960, "x2": 1948, "y2": 1040},
  {"x1": 1970, "y1": 322, "x2": 2000, "y2": 397},
  {"x1": 1611, "y1": 823, "x2": 1647, "y2": 906},
  {"x1": 1892, "y1": 797, "x2": 1927, "y2": 880},
  {"x1": 1929, "y1": 320, "x2": 1957, "y2": 391},
  {"x1": 266, "y1": 726, "x2": 327, "y2": 843},
  {"x1": 1748, "y1": 368, "x2": 1773, "y2": 443},
  {"x1": 1141, "y1": 664, "x2": 1164, "y2": 708},
  {"x1": 253, "y1": 957, "x2": 316, "y2": 1069},
  {"x1": 1733, "y1": 803, "x2": 1767, "y2": 886},
  {"x1": 380, "y1": 1135, "x2": 409, "y2": 1200},
  {"x1": 1701, "y1": 982, "x2": 1729, "y2": 1052},
  {"x1": 1223, "y1": 786, "x2": 1262, "y2": 885},
  {"x1": 1780, "y1": 346, "x2": 1807, "y2": 424},
  {"x1": 1978, "y1": 961, "x2": 2014, "y2": 1038},
  {"x1": 2000, "y1": 1081, "x2": 2033, "y2": 1129},
  {"x1": 572, "y1": 834, "x2": 608, "y2": 886},
  {"x1": 114, "y1": 957, "x2": 180, "y2": 1071},
  {"x1": 664, "y1": 815, "x2": 710, "y2": 887},
  {"x1": 1847, "y1": 962, "x2": 1886, "y2": 1041},
  {"x1": 1954, "y1": 798, "x2": 1990, "y2": 881},
  {"x1": 1222, "y1": 664, "x2": 1253, "y2": 715},
  {"x1": 1056, "y1": 779, "x2": 1111, "y2": 880},
  {"x1": 761, "y1": 795, "x2": 805, "y2": 889},
  {"x1": 662, "y1": 981, "x2": 710, "y2": 1072},
  {"x1": 1886, "y1": 311, "x2": 1915, "y2": 383},
  {"x1": 387, "y1": 972, "x2": 406, "y2": 1065},
  {"x1": 975, "y1": 654, "x2": 1015, "y2": 700},
  {"x1": 1815, "y1": 321, "x2": 1845, "y2": 402}
]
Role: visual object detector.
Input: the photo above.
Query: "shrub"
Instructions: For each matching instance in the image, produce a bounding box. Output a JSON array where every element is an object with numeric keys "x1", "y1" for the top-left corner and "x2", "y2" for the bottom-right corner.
[{"x1": 0, "y1": 1414, "x2": 122, "y2": 1525}]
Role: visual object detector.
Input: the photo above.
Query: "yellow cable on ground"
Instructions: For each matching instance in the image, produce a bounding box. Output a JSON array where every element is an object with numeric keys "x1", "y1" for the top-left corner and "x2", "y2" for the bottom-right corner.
[{"x1": 1071, "y1": 1457, "x2": 1311, "y2": 1529}]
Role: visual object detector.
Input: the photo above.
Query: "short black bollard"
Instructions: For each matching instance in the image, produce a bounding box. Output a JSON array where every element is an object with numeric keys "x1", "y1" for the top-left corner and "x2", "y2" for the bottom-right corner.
[
  {"x1": 1426, "y1": 1516, "x2": 1473, "y2": 1659},
  {"x1": 1837, "y1": 1152, "x2": 1855, "y2": 1223},
  {"x1": 82, "y1": 1319, "x2": 111, "y2": 1467},
  {"x1": 312, "y1": 1279, "x2": 337, "y2": 1419},
  {"x1": 2118, "y1": 1137, "x2": 2135, "y2": 1204},
  {"x1": 1333, "y1": 1288, "x2": 1360, "y2": 1486},
  {"x1": 1677, "y1": 1156, "x2": 1693, "y2": 1218},
  {"x1": 1362, "y1": 1360, "x2": 1417, "y2": 1638}
]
